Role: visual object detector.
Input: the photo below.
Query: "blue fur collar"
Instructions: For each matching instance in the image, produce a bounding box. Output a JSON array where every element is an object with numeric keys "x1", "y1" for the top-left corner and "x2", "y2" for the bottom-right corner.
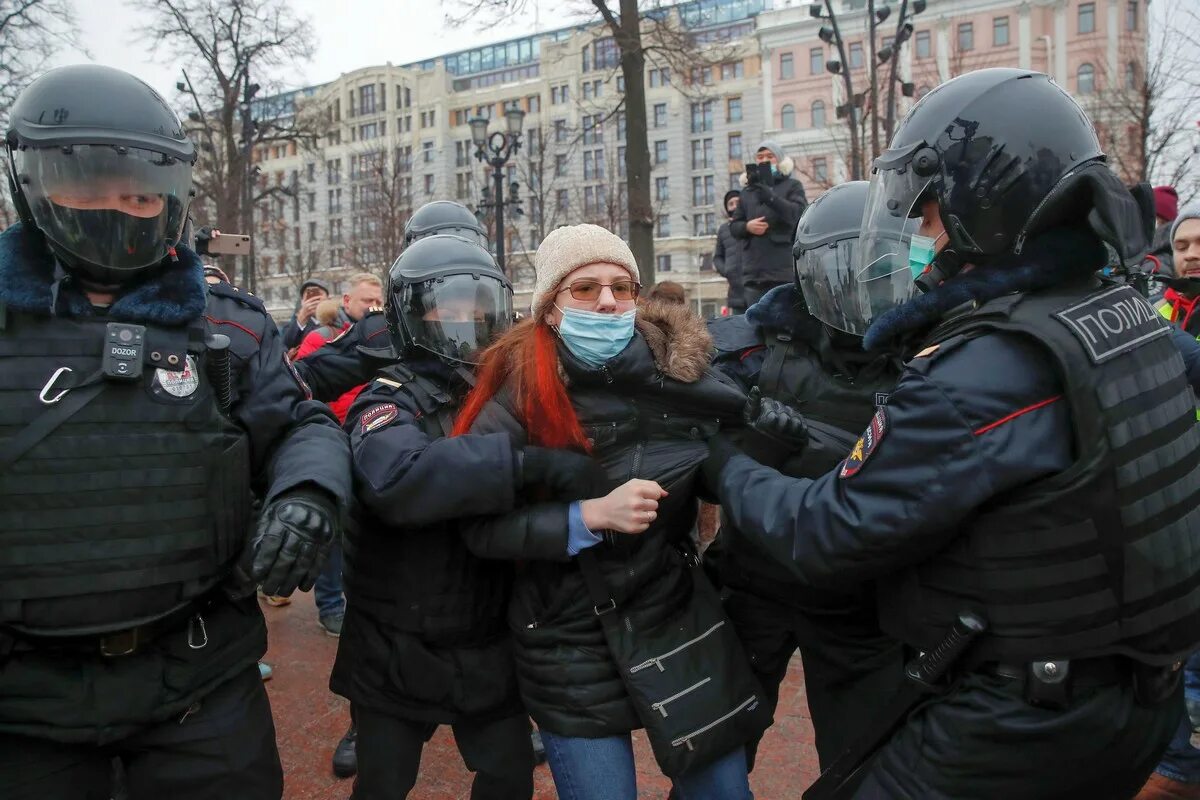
[
  {"x1": 745, "y1": 284, "x2": 806, "y2": 336},
  {"x1": 0, "y1": 223, "x2": 207, "y2": 325},
  {"x1": 863, "y1": 228, "x2": 1109, "y2": 352}
]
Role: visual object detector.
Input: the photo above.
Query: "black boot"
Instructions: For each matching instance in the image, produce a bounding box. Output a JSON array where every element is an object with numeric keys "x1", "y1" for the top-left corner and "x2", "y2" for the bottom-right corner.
[{"x1": 332, "y1": 721, "x2": 357, "y2": 778}]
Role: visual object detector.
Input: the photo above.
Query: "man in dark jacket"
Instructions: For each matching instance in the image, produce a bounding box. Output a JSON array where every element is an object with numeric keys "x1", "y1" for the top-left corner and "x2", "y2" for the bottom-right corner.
[
  {"x1": 0, "y1": 65, "x2": 351, "y2": 799},
  {"x1": 707, "y1": 69, "x2": 1200, "y2": 798},
  {"x1": 708, "y1": 181, "x2": 907, "y2": 775},
  {"x1": 280, "y1": 278, "x2": 332, "y2": 350},
  {"x1": 333, "y1": 233, "x2": 597, "y2": 799},
  {"x1": 730, "y1": 141, "x2": 807, "y2": 306},
  {"x1": 714, "y1": 190, "x2": 747, "y2": 313}
]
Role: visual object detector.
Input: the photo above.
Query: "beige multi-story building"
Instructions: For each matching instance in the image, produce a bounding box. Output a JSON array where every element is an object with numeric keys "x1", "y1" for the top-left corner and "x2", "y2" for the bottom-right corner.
[
  {"x1": 249, "y1": 1, "x2": 769, "y2": 320},
  {"x1": 245, "y1": 0, "x2": 1148, "y2": 323}
]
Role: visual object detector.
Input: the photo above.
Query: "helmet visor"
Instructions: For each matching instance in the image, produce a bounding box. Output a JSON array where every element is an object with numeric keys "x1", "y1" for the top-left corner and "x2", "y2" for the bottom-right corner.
[
  {"x1": 797, "y1": 230, "x2": 917, "y2": 335},
  {"x1": 15, "y1": 144, "x2": 192, "y2": 272},
  {"x1": 400, "y1": 273, "x2": 513, "y2": 364}
]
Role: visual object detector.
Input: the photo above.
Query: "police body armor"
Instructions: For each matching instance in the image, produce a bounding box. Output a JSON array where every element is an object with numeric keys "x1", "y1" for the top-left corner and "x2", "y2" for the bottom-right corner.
[
  {"x1": 341, "y1": 362, "x2": 511, "y2": 642},
  {"x1": 882, "y1": 280, "x2": 1200, "y2": 666},
  {"x1": 726, "y1": 328, "x2": 900, "y2": 605},
  {"x1": 0, "y1": 310, "x2": 251, "y2": 637}
]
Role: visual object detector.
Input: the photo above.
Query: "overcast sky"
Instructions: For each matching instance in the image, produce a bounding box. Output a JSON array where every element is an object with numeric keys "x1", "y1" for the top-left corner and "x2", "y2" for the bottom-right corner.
[{"x1": 55, "y1": 0, "x2": 548, "y2": 100}]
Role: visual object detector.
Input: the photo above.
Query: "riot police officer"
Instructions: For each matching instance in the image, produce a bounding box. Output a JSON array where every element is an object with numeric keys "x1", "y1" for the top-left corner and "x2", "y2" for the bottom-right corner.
[
  {"x1": 706, "y1": 68, "x2": 1200, "y2": 798},
  {"x1": 707, "y1": 182, "x2": 907, "y2": 773},
  {"x1": 0, "y1": 66, "x2": 350, "y2": 799},
  {"x1": 291, "y1": 200, "x2": 489, "y2": 405},
  {"x1": 331, "y1": 233, "x2": 597, "y2": 799}
]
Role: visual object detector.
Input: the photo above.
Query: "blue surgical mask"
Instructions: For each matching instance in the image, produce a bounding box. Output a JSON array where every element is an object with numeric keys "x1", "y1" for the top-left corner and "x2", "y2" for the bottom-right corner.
[
  {"x1": 908, "y1": 232, "x2": 943, "y2": 279},
  {"x1": 769, "y1": 163, "x2": 780, "y2": 176},
  {"x1": 556, "y1": 307, "x2": 636, "y2": 367}
]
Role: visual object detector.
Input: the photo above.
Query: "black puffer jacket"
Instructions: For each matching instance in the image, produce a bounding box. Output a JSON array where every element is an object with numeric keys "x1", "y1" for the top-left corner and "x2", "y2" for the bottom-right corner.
[
  {"x1": 730, "y1": 164, "x2": 807, "y2": 287},
  {"x1": 462, "y1": 302, "x2": 747, "y2": 737}
]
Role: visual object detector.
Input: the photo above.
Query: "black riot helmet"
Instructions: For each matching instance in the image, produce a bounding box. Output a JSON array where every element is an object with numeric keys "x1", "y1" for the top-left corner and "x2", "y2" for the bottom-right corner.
[
  {"x1": 386, "y1": 233, "x2": 514, "y2": 365},
  {"x1": 794, "y1": 181, "x2": 916, "y2": 336},
  {"x1": 856, "y1": 68, "x2": 1145, "y2": 294},
  {"x1": 404, "y1": 200, "x2": 488, "y2": 249},
  {"x1": 5, "y1": 65, "x2": 196, "y2": 284}
]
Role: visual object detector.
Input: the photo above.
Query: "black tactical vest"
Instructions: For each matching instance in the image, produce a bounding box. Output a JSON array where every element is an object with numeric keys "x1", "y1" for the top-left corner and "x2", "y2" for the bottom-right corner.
[
  {"x1": 0, "y1": 309, "x2": 252, "y2": 636},
  {"x1": 724, "y1": 330, "x2": 900, "y2": 604},
  {"x1": 880, "y1": 282, "x2": 1200, "y2": 666}
]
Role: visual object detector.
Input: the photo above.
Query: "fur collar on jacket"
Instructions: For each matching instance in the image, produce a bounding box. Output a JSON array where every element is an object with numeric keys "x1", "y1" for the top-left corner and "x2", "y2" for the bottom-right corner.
[
  {"x1": 0, "y1": 223, "x2": 207, "y2": 325},
  {"x1": 633, "y1": 298, "x2": 714, "y2": 383},
  {"x1": 863, "y1": 227, "x2": 1110, "y2": 352},
  {"x1": 738, "y1": 156, "x2": 796, "y2": 187}
]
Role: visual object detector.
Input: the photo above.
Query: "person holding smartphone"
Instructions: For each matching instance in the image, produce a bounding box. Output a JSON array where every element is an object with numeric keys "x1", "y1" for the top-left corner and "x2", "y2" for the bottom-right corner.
[
  {"x1": 282, "y1": 279, "x2": 333, "y2": 349},
  {"x1": 729, "y1": 141, "x2": 807, "y2": 307}
]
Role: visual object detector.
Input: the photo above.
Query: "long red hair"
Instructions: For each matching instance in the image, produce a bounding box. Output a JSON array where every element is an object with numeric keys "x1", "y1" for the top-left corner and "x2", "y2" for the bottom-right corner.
[{"x1": 453, "y1": 319, "x2": 591, "y2": 452}]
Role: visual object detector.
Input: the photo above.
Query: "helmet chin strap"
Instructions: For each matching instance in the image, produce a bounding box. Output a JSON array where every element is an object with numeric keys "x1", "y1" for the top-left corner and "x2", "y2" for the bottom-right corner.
[{"x1": 915, "y1": 247, "x2": 964, "y2": 295}]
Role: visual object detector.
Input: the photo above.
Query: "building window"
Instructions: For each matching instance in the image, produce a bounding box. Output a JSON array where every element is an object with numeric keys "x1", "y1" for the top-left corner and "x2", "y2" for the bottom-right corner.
[
  {"x1": 305, "y1": 162, "x2": 315, "y2": 182},
  {"x1": 555, "y1": 154, "x2": 568, "y2": 177},
  {"x1": 656, "y1": 176, "x2": 669, "y2": 201},
  {"x1": 691, "y1": 139, "x2": 714, "y2": 170},
  {"x1": 1126, "y1": 0, "x2": 1138, "y2": 31},
  {"x1": 655, "y1": 140, "x2": 668, "y2": 164},
  {"x1": 422, "y1": 141, "x2": 434, "y2": 163},
  {"x1": 849, "y1": 42, "x2": 863, "y2": 69},
  {"x1": 556, "y1": 189, "x2": 569, "y2": 211},
  {"x1": 812, "y1": 157, "x2": 828, "y2": 183},
  {"x1": 810, "y1": 47, "x2": 824, "y2": 75},
  {"x1": 780, "y1": 104, "x2": 796, "y2": 131},
  {"x1": 306, "y1": 192, "x2": 315, "y2": 212},
  {"x1": 551, "y1": 85, "x2": 569, "y2": 104},
  {"x1": 423, "y1": 175, "x2": 434, "y2": 194},
  {"x1": 958, "y1": 22, "x2": 974, "y2": 52},
  {"x1": 649, "y1": 68, "x2": 672, "y2": 88},
  {"x1": 1079, "y1": 2, "x2": 1095, "y2": 34},
  {"x1": 691, "y1": 66, "x2": 714, "y2": 86},
  {"x1": 656, "y1": 214, "x2": 671, "y2": 237},
  {"x1": 690, "y1": 100, "x2": 714, "y2": 133},
  {"x1": 779, "y1": 52, "x2": 794, "y2": 80},
  {"x1": 729, "y1": 133, "x2": 742, "y2": 161},
  {"x1": 654, "y1": 103, "x2": 668, "y2": 128},
  {"x1": 617, "y1": 111, "x2": 626, "y2": 142},
  {"x1": 1077, "y1": 62, "x2": 1095, "y2": 95},
  {"x1": 720, "y1": 61, "x2": 744, "y2": 80},
  {"x1": 583, "y1": 150, "x2": 605, "y2": 180},
  {"x1": 582, "y1": 114, "x2": 603, "y2": 144},
  {"x1": 691, "y1": 175, "x2": 715, "y2": 208},
  {"x1": 528, "y1": 95, "x2": 541, "y2": 114},
  {"x1": 811, "y1": 100, "x2": 826, "y2": 129},
  {"x1": 916, "y1": 30, "x2": 931, "y2": 59},
  {"x1": 359, "y1": 84, "x2": 376, "y2": 115},
  {"x1": 554, "y1": 119, "x2": 568, "y2": 143},
  {"x1": 656, "y1": 254, "x2": 672, "y2": 273},
  {"x1": 1126, "y1": 61, "x2": 1138, "y2": 90},
  {"x1": 993, "y1": 16, "x2": 1009, "y2": 47},
  {"x1": 726, "y1": 96, "x2": 742, "y2": 123}
]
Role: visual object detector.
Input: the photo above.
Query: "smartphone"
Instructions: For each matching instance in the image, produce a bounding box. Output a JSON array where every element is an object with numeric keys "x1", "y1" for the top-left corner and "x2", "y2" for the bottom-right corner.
[
  {"x1": 205, "y1": 233, "x2": 251, "y2": 255},
  {"x1": 746, "y1": 162, "x2": 773, "y2": 186},
  {"x1": 302, "y1": 285, "x2": 326, "y2": 302}
]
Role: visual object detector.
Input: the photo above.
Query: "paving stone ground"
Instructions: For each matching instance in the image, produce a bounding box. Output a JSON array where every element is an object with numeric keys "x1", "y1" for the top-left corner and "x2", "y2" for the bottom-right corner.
[{"x1": 265, "y1": 591, "x2": 819, "y2": 800}]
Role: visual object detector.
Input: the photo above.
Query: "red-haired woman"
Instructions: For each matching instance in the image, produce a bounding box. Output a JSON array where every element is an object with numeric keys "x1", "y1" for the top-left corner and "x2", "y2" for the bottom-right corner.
[{"x1": 453, "y1": 224, "x2": 760, "y2": 800}]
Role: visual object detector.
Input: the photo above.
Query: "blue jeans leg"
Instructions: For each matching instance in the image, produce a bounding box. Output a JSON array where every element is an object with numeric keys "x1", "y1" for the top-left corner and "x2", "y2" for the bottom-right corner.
[
  {"x1": 313, "y1": 537, "x2": 344, "y2": 618},
  {"x1": 673, "y1": 746, "x2": 753, "y2": 800},
  {"x1": 539, "y1": 731, "x2": 637, "y2": 800}
]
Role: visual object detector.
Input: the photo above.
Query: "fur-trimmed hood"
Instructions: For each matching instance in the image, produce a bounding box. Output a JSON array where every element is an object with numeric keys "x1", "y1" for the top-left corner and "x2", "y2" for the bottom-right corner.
[
  {"x1": 0, "y1": 223, "x2": 207, "y2": 325},
  {"x1": 633, "y1": 297, "x2": 714, "y2": 383}
]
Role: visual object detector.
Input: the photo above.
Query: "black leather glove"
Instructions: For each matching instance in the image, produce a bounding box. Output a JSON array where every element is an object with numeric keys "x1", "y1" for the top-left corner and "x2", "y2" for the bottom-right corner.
[
  {"x1": 743, "y1": 386, "x2": 808, "y2": 450},
  {"x1": 518, "y1": 446, "x2": 605, "y2": 501},
  {"x1": 251, "y1": 488, "x2": 340, "y2": 597},
  {"x1": 702, "y1": 433, "x2": 744, "y2": 492}
]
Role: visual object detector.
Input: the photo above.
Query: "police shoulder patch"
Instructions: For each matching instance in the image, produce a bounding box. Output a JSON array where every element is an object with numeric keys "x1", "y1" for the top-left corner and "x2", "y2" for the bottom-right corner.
[
  {"x1": 839, "y1": 406, "x2": 888, "y2": 479},
  {"x1": 360, "y1": 403, "x2": 399, "y2": 434}
]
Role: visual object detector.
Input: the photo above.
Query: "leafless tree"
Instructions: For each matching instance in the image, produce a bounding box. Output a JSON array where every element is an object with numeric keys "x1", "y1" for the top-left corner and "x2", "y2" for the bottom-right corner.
[
  {"x1": 451, "y1": 0, "x2": 738, "y2": 286},
  {"x1": 343, "y1": 145, "x2": 413, "y2": 273},
  {"x1": 0, "y1": 0, "x2": 82, "y2": 121},
  {"x1": 133, "y1": 0, "x2": 325, "y2": 284}
]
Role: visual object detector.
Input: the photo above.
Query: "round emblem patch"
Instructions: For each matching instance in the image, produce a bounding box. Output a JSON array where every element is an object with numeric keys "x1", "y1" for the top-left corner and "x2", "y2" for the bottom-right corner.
[{"x1": 155, "y1": 355, "x2": 200, "y2": 398}]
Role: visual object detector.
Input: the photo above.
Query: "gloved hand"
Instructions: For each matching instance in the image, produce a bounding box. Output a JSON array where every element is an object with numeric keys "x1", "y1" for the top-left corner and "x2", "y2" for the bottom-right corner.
[
  {"x1": 250, "y1": 488, "x2": 340, "y2": 597},
  {"x1": 702, "y1": 433, "x2": 743, "y2": 492},
  {"x1": 518, "y1": 446, "x2": 605, "y2": 501},
  {"x1": 743, "y1": 387, "x2": 808, "y2": 450}
]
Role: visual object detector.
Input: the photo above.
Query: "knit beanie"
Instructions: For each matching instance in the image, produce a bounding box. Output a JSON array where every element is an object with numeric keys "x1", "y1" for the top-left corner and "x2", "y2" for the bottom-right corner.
[
  {"x1": 756, "y1": 140, "x2": 785, "y2": 161},
  {"x1": 1155, "y1": 186, "x2": 1179, "y2": 223},
  {"x1": 1171, "y1": 204, "x2": 1200, "y2": 243},
  {"x1": 532, "y1": 224, "x2": 640, "y2": 313}
]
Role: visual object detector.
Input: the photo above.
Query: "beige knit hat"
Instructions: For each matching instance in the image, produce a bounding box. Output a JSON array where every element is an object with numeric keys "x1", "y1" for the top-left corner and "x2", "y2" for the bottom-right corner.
[{"x1": 531, "y1": 224, "x2": 641, "y2": 313}]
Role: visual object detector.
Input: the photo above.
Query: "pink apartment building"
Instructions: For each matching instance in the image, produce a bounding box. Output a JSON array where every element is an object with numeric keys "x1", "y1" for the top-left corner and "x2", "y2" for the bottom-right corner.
[{"x1": 756, "y1": 0, "x2": 1149, "y2": 197}]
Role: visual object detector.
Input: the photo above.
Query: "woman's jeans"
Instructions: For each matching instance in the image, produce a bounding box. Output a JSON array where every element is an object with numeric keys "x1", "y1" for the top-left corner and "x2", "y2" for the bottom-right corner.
[{"x1": 539, "y1": 730, "x2": 752, "y2": 800}]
